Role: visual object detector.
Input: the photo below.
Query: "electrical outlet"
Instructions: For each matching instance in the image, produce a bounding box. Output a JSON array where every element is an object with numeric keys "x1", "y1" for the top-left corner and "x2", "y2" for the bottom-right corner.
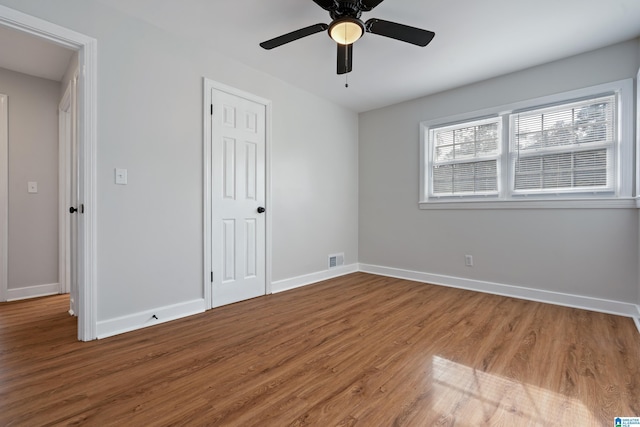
[{"x1": 465, "y1": 255, "x2": 473, "y2": 267}]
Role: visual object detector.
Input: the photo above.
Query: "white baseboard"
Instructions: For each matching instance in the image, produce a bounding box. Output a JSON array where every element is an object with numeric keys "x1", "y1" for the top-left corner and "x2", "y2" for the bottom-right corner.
[
  {"x1": 271, "y1": 263, "x2": 359, "y2": 294},
  {"x1": 94, "y1": 265, "x2": 640, "y2": 339},
  {"x1": 7, "y1": 283, "x2": 60, "y2": 301},
  {"x1": 96, "y1": 299, "x2": 206, "y2": 339},
  {"x1": 359, "y1": 264, "x2": 640, "y2": 319}
]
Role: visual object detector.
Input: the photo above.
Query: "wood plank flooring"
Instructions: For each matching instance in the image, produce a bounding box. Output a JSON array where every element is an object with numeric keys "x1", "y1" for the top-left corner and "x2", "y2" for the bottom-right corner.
[{"x1": 1, "y1": 272, "x2": 639, "y2": 426}]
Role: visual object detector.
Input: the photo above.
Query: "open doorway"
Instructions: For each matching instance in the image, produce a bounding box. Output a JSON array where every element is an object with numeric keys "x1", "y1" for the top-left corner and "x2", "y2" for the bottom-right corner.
[
  {"x1": 0, "y1": 65, "x2": 69, "y2": 303},
  {"x1": 0, "y1": 5, "x2": 97, "y2": 341}
]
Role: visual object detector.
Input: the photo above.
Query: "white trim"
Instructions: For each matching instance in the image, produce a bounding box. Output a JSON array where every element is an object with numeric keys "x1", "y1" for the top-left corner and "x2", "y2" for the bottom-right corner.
[
  {"x1": 0, "y1": 94, "x2": 7, "y2": 302},
  {"x1": 265, "y1": 101, "x2": 273, "y2": 295},
  {"x1": 78, "y1": 37, "x2": 98, "y2": 342},
  {"x1": 419, "y1": 197, "x2": 638, "y2": 210},
  {"x1": 203, "y1": 79, "x2": 212, "y2": 308},
  {"x1": 96, "y1": 299, "x2": 206, "y2": 339},
  {"x1": 636, "y1": 67, "x2": 640, "y2": 199},
  {"x1": 636, "y1": 68, "x2": 640, "y2": 335},
  {"x1": 7, "y1": 283, "x2": 60, "y2": 301},
  {"x1": 203, "y1": 78, "x2": 272, "y2": 309},
  {"x1": 0, "y1": 5, "x2": 99, "y2": 341},
  {"x1": 271, "y1": 264, "x2": 359, "y2": 294},
  {"x1": 616, "y1": 78, "x2": 634, "y2": 197},
  {"x1": 359, "y1": 263, "x2": 640, "y2": 318}
]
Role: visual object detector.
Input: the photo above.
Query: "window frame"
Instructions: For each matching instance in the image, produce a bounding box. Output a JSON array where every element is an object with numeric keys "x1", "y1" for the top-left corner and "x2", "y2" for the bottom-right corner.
[
  {"x1": 429, "y1": 116, "x2": 503, "y2": 198},
  {"x1": 419, "y1": 79, "x2": 635, "y2": 210}
]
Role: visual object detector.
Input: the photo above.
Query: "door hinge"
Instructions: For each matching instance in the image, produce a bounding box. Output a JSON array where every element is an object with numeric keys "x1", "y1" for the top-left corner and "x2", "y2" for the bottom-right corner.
[
  {"x1": 81, "y1": 204, "x2": 85, "y2": 214},
  {"x1": 211, "y1": 271, "x2": 213, "y2": 283},
  {"x1": 210, "y1": 104, "x2": 213, "y2": 116}
]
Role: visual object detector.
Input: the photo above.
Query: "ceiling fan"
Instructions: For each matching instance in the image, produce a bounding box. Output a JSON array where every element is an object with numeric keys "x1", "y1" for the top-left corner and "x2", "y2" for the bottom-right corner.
[{"x1": 259, "y1": 0, "x2": 435, "y2": 75}]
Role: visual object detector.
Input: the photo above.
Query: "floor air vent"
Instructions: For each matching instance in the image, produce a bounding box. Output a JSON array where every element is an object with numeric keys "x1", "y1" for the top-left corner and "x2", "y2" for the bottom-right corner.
[{"x1": 328, "y1": 253, "x2": 345, "y2": 269}]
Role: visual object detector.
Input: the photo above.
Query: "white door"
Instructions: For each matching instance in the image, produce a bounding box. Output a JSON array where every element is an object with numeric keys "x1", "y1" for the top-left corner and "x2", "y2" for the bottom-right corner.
[
  {"x1": 59, "y1": 77, "x2": 79, "y2": 315},
  {"x1": 211, "y1": 88, "x2": 266, "y2": 308},
  {"x1": 69, "y1": 76, "x2": 79, "y2": 316}
]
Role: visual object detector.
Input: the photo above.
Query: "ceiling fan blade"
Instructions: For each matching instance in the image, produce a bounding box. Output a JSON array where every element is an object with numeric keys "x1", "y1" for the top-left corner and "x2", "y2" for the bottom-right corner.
[
  {"x1": 360, "y1": 0, "x2": 385, "y2": 11},
  {"x1": 260, "y1": 23, "x2": 329, "y2": 50},
  {"x1": 337, "y1": 43, "x2": 353, "y2": 75},
  {"x1": 312, "y1": 0, "x2": 338, "y2": 11},
  {"x1": 365, "y1": 18, "x2": 435, "y2": 47}
]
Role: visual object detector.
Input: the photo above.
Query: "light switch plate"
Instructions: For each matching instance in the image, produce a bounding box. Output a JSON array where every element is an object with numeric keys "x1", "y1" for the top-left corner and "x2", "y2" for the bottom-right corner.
[
  {"x1": 28, "y1": 182, "x2": 38, "y2": 193},
  {"x1": 115, "y1": 168, "x2": 128, "y2": 185}
]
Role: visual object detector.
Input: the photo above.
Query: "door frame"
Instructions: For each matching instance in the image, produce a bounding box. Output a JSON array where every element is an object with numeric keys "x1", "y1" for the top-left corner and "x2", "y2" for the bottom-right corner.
[
  {"x1": 203, "y1": 78, "x2": 272, "y2": 310},
  {"x1": 0, "y1": 94, "x2": 7, "y2": 303},
  {"x1": 0, "y1": 5, "x2": 98, "y2": 341}
]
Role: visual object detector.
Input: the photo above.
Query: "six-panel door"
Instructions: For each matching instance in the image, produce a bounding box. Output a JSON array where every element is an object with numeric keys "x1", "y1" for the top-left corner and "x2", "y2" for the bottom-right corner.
[{"x1": 211, "y1": 89, "x2": 266, "y2": 308}]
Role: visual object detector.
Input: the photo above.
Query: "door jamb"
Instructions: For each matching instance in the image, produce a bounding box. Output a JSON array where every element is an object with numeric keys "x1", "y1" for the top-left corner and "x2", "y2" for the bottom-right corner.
[
  {"x1": 59, "y1": 79, "x2": 72, "y2": 296},
  {"x1": 0, "y1": 5, "x2": 98, "y2": 341},
  {"x1": 0, "y1": 94, "x2": 7, "y2": 303},
  {"x1": 203, "y1": 78, "x2": 272, "y2": 310}
]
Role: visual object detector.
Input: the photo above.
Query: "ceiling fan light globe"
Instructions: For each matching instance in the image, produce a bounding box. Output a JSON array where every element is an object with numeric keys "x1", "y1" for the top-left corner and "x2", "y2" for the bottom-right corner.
[{"x1": 329, "y1": 19, "x2": 364, "y2": 45}]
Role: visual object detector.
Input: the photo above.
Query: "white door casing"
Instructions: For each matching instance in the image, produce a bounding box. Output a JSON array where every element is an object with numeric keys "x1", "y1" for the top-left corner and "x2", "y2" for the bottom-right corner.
[
  {"x1": 0, "y1": 94, "x2": 7, "y2": 302},
  {"x1": 204, "y1": 79, "x2": 272, "y2": 309}
]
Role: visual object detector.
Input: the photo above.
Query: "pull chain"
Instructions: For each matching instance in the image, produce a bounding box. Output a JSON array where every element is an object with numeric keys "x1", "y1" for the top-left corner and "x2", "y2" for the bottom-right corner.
[{"x1": 344, "y1": 24, "x2": 349, "y2": 88}]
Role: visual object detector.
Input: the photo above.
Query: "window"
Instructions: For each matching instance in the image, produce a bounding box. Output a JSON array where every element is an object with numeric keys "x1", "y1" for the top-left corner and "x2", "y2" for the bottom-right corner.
[
  {"x1": 511, "y1": 95, "x2": 615, "y2": 194},
  {"x1": 420, "y1": 79, "x2": 634, "y2": 209},
  {"x1": 431, "y1": 118, "x2": 501, "y2": 196}
]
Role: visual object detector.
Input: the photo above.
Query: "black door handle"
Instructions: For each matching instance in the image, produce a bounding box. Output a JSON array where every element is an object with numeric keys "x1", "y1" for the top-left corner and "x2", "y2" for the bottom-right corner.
[
  {"x1": 69, "y1": 207, "x2": 78, "y2": 214},
  {"x1": 257, "y1": 207, "x2": 266, "y2": 214}
]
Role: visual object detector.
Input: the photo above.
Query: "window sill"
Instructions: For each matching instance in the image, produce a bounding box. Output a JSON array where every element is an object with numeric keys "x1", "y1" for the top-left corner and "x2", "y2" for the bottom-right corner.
[{"x1": 419, "y1": 197, "x2": 638, "y2": 210}]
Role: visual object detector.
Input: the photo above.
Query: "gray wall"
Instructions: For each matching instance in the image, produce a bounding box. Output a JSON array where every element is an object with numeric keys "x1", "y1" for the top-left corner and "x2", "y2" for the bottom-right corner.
[
  {"x1": 359, "y1": 39, "x2": 640, "y2": 304},
  {"x1": 0, "y1": 1, "x2": 359, "y2": 320},
  {"x1": 0, "y1": 67, "x2": 60, "y2": 290}
]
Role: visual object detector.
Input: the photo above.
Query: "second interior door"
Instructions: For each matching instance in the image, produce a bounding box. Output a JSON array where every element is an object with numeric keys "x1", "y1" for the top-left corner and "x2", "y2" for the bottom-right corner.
[{"x1": 211, "y1": 87, "x2": 266, "y2": 308}]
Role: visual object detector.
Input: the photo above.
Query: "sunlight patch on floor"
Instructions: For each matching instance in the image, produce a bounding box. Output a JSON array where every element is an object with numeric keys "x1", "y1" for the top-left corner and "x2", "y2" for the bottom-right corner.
[{"x1": 430, "y1": 356, "x2": 597, "y2": 425}]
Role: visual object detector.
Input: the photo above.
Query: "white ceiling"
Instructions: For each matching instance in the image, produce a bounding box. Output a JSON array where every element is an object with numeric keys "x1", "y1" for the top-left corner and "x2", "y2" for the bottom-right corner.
[
  {"x1": 3, "y1": 1, "x2": 640, "y2": 111},
  {"x1": 0, "y1": 24, "x2": 74, "y2": 82},
  {"x1": 93, "y1": 0, "x2": 640, "y2": 112}
]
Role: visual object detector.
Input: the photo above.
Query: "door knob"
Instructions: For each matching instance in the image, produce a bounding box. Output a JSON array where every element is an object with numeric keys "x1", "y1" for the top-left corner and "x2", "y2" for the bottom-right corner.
[
  {"x1": 69, "y1": 206, "x2": 78, "y2": 214},
  {"x1": 257, "y1": 207, "x2": 266, "y2": 214}
]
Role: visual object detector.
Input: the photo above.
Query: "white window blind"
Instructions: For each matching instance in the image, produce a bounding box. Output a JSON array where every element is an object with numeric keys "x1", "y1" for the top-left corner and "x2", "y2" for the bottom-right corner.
[
  {"x1": 430, "y1": 118, "x2": 501, "y2": 196},
  {"x1": 511, "y1": 95, "x2": 615, "y2": 193}
]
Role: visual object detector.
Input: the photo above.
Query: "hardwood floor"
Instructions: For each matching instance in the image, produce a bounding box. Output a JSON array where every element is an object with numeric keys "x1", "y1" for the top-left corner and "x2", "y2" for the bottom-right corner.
[{"x1": 1, "y1": 273, "x2": 639, "y2": 426}]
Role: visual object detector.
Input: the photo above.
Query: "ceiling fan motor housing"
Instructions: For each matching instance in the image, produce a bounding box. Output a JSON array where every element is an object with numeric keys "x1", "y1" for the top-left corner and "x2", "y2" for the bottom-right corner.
[{"x1": 330, "y1": 1, "x2": 363, "y2": 20}]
